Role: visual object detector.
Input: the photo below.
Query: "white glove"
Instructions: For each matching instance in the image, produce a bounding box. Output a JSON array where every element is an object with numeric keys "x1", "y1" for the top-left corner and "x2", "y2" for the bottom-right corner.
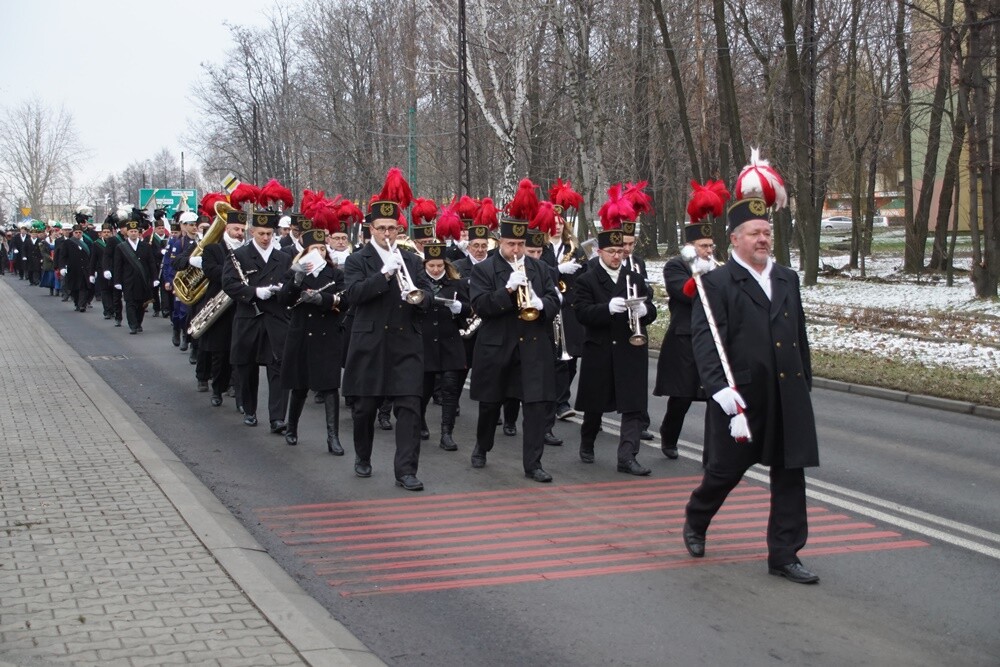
[
  {"x1": 381, "y1": 255, "x2": 402, "y2": 276},
  {"x1": 448, "y1": 300, "x2": 462, "y2": 315},
  {"x1": 558, "y1": 261, "x2": 581, "y2": 275},
  {"x1": 457, "y1": 239, "x2": 469, "y2": 251},
  {"x1": 255, "y1": 286, "x2": 275, "y2": 301},
  {"x1": 103, "y1": 270, "x2": 112, "y2": 280},
  {"x1": 152, "y1": 280, "x2": 160, "y2": 287},
  {"x1": 608, "y1": 297, "x2": 628, "y2": 314},
  {"x1": 505, "y1": 271, "x2": 527, "y2": 290},
  {"x1": 400, "y1": 288, "x2": 413, "y2": 302},
  {"x1": 529, "y1": 294, "x2": 544, "y2": 311},
  {"x1": 629, "y1": 301, "x2": 648, "y2": 318},
  {"x1": 12, "y1": 249, "x2": 18, "y2": 255},
  {"x1": 712, "y1": 387, "x2": 747, "y2": 416},
  {"x1": 89, "y1": 274, "x2": 96, "y2": 284},
  {"x1": 114, "y1": 284, "x2": 122, "y2": 290},
  {"x1": 59, "y1": 268, "x2": 67, "y2": 277},
  {"x1": 291, "y1": 261, "x2": 307, "y2": 274},
  {"x1": 188, "y1": 255, "x2": 203, "y2": 269}
]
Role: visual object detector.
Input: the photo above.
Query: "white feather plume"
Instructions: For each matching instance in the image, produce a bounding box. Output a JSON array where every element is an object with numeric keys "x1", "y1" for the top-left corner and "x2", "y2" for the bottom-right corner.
[
  {"x1": 115, "y1": 203, "x2": 131, "y2": 222},
  {"x1": 75, "y1": 204, "x2": 94, "y2": 216}
]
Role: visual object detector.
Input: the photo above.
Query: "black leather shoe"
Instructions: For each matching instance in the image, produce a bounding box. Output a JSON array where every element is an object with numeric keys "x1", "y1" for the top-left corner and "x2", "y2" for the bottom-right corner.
[
  {"x1": 327, "y1": 436, "x2": 344, "y2": 456},
  {"x1": 136, "y1": 326, "x2": 143, "y2": 333},
  {"x1": 377, "y1": 415, "x2": 393, "y2": 430},
  {"x1": 543, "y1": 432, "x2": 563, "y2": 446},
  {"x1": 196, "y1": 381, "x2": 209, "y2": 392},
  {"x1": 555, "y1": 404, "x2": 576, "y2": 420},
  {"x1": 661, "y1": 444, "x2": 679, "y2": 459},
  {"x1": 210, "y1": 394, "x2": 223, "y2": 407},
  {"x1": 354, "y1": 459, "x2": 372, "y2": 478},
  {"x1": 470, "y1": 447, "x2": 487, "y2": 468},
  {"x1": 617, "y1": 459, "x2": 651, "y2": 476},
  {"x1": 525, "y1": 468, "x2": 553, "y2": 483},
  {"x1": 171, "y1": 329, "x2": 180, "y2": 347},
  {"x1": 285, "y1": 432, "x2": 298, "y2": 446},
  {"x1": 128, "y1": 328, "x2": 137, "y2": 335},
  {"x1": 243, "y1": 414, "x2": 258, "y2": 427},
  {"x1": 269, "y1": 420, "x2": 287, "y2": 434},
  {"x1": 579, "y1": 448, "x2": 595, "y2": 464},
  {"x1": 769, "y1": 562, "x2": 819, "y2": 584},
  {"x1": 683, "y1": 522, "x2": 705, "y2": 558},
  {"x1": 439, "y1": 431, "x2": 458, "y2": 451},
  {"x1": 640, "y1": 430, "x2": 655, "y2": 441},
  {"x1": 502, "y1": 423, "x2": 516, "y2": 437},
  {"x1": 420, "y1": 425, "x2": 430, "y2": 440},
  {"x1": 114, "y1": 320, "x2": 122, "y2": 327},
  {"x1": 314, "y1": 391, "x2": 326, "y2": 404},
  {"x1": 395, "y1": 474, "x2": 424, "y2": 491}
]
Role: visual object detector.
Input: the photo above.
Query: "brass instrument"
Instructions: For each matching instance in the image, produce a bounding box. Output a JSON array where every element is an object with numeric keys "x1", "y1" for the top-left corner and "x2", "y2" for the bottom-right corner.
[
  {"x1": 514, "y1": 258, "x2": 540, "y2": 321},
  {"x1": 390, "y1": 243, "x2": 425, "y2": 304},
  {"x1": 625, "y1": 272, "x2": 647, "y2": 346},
  {"x1": 173, "y1": 202, "x2": 231, "y2": 305},
  {"x1": 459, "y1": 314, "x2": 482, "y2": 338},
  {"x1": 187, "y1": 290, "x2": 233, "y2": 339},
  {"x1": 553, "y1": 312, "x2": 572, "y2": 360}
]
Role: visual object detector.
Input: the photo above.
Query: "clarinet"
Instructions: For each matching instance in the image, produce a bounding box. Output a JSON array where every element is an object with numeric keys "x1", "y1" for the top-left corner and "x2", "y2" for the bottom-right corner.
[{"x1": 227, "y1": 245, "x2": 263, "y2": 317}]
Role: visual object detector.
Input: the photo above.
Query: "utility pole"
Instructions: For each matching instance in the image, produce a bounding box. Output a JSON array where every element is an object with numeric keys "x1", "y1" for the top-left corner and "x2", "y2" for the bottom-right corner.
[{"x1": 458, "y1": 0, "x2": 471, "y2": 195}]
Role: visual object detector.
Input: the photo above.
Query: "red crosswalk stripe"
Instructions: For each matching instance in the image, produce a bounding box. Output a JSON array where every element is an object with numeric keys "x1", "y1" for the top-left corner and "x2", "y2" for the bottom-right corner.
[{"x1": 256, "y1": 477, "x2": 928, "y2": 597}]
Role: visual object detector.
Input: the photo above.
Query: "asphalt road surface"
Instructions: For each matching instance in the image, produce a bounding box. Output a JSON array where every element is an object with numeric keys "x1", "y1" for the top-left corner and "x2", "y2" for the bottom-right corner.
[{"x1": 17, "y1": 278, "x2": 1000, "y2": 666}]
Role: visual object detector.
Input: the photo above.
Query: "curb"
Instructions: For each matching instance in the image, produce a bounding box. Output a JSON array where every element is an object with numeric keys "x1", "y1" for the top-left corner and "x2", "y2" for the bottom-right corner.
[{"x1": 9, "y1": 280, "x2": 386, "y2": 667}]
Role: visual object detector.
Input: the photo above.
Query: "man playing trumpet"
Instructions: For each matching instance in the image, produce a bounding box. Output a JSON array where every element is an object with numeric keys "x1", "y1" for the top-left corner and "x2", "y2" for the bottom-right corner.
[{"x1": 571, "y1": 186, "x2": 657, "y2": 475}]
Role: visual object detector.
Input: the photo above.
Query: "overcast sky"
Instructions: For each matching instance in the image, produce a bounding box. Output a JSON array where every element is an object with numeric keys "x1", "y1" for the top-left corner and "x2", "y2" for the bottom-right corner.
[{"x1": 0, "y1": 0, "x2": 288, "y2": 189}]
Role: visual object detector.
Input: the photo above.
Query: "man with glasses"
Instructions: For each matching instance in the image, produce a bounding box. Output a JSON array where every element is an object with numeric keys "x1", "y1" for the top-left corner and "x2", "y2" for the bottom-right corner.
[
  {"x1": 342, "y1": 192, "x2": 432, "y2": 491},
  {"x1": 653, "y1": 221, "x2": 718, "y2": 459}
]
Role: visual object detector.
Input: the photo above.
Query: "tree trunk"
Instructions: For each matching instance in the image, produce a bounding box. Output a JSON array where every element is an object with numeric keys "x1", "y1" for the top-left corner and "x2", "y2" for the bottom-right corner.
[
  {"x1": 634, "y1": 3, "x2": 658, "y2": 259},
  {"x1": 930, "y1": 92, "x2": 967, "y2": 270},
  {"x1": 896, "y1": 0, "x2": 920, "y2": 273},
  {"x1": 712, "y1": 0, "x2": 745, "y2": 172}
]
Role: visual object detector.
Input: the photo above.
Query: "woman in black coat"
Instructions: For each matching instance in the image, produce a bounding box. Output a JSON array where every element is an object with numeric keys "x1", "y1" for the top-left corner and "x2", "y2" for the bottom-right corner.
[{"x1": 276, "y1": 225, "x2": 348, "y2": 453}]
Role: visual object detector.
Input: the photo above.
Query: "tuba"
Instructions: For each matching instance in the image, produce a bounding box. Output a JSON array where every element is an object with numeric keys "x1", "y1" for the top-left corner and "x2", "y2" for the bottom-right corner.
[{"x1": 172, "y1": 202, "x2": 231, "y2": 305}]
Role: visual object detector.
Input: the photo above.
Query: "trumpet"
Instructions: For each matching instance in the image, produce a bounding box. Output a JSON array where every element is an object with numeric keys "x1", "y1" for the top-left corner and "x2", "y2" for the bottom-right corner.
[
  {"x1": 514, "y1": 258, "x2": 540, "y2": 321},
  {"x1": 625, "y1": 272, "x2": 647, "y2": 346},
  {"x1": 389, "y1": 243, "x2": 425, "y2": 304}
]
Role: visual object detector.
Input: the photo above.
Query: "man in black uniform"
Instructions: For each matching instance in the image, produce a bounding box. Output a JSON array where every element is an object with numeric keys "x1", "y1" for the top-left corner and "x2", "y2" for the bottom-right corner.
[
  {"x1": 469, "y1": 214, "x2": 560, "y2": 482},
  {"x1": 653, "y1": 220, "x2": 718, "y2": 459},
  {"x1": 342, "y1": 182, "x2": 432, "y2": 491},
  {"x1": 684, "y1": 192, "x2": 820, "y2": 584},
  {"x1": 57, "y1": 225, "x2": 92, "y2": 312},
  {"x1": 620, "y1": 218, "x2": 655, "y2": 441},
  {"x1": 102, "y1": 211, "x2": 128, "y2": 327},
  {"x1": 222, "y1": 210, "x2": 291, "y2": 432},
  {"x1": 572, "y1": 216, "x2": 657, "y2": 474},
  {"x1": 90, "y1": 222, "x2": 115, "y2": 319},
  {"x1": 112, "y1": 214, "x2": 159, "y2": 334}
]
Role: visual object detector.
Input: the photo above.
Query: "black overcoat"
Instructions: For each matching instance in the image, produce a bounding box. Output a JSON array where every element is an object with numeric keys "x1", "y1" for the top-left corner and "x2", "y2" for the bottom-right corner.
[
  {"x1": 276, "y1": 263, "x2": 346, "y2": 391},
  {"x1": 222, "y1": 242, "x2": 292, "y2": 365},
  {"x1": 112, "y1": 240, "x2": 156, "y2": 303},
  {"x1": 341, "y1": 243, "x2": 431, "y2": 397},
  {"x1": 60, "y1": 239, "x2": 91, "y2": 292},
  {"x1": 469, "y1": 253, "x2": 560, "y2": 403},
  {"x1": 691, "y1": 260, "x2": 819, "y2": 474},
  {"x1": 654, "y1": 255, "x2": 706, "y2": 399},
  {"x1": 572, "y1": 261, "x2": 657, "y2": 414},
  {"x1": 422, "y1": 273, "x2": 471, "y2": 373}
]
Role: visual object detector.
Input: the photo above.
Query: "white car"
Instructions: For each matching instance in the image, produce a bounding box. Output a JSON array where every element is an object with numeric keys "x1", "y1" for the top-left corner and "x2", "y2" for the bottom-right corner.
[{"x1": 821, "y1": 215, "x2": 853, "y2": 231}]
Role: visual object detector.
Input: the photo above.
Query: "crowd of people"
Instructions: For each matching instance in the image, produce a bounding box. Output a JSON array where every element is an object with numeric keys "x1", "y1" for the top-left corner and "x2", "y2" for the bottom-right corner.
[{"x1": 3, "y1": 153, "x2": 822, "y2": 584}]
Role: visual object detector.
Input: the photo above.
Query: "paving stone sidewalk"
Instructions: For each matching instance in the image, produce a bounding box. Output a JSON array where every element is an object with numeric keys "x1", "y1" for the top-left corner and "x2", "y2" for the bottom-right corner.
[{"x1": 0, "y1": 279, "x2": 381, "y2": 666}]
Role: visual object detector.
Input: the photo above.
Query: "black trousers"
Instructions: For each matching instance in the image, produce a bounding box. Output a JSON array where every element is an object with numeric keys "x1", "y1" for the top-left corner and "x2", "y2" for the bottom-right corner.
[
  {"x1": 554, "y1": 357, "x2": 577, "y2": 406},
  {"x1": 124, "y1": 298, "x2": 146, "y2": 331},
  {"x1": 110, "y1": 288, "x2": 123, "y2": 321},
  {"x1": 351, "y1": 395, "x2": 421, "y2": 478},
  {"x1": 659, "y1": 397, "x2": 694, "y2": 449},
  {"x1": 686, "y1": 465, "x2": 808, "y2": 568},
  {"x1": 581, "y1": 410, "x2": 643, "y2": 463},
  {"x1": 422, "y1": 370, "x2": 462, "y2": 427},
  {"x1": 199, "y1": 349, "x2": 231, "y2": 396},
  {"x1": 476, "y1": 400, "x2": 549, "y2": 473},
  {"x1": 236, "y1": 359, "x2": 286, "y2": 423}
]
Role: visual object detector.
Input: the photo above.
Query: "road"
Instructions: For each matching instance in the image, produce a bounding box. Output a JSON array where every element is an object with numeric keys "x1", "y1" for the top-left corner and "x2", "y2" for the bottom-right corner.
[{"x1": 16, "y1": 277, "x2": 1000, "y2": 666}]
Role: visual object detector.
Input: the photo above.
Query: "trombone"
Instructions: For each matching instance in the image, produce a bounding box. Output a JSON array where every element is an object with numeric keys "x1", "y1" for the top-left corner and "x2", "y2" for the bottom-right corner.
[
  {"x1": 625, "y1": 272, "x2": 647, "y2": 346},
  {"x1": 514, "y1": 258, "x2": 540, "y2": 321},
  {"x1": 389, "y1": 243, "x2": 425, "y2": 304}
]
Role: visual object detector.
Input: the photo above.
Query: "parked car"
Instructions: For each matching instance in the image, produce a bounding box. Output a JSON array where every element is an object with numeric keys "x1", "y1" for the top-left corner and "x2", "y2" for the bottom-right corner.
[
  {"x1": 821, "y1": 215, "x2": 853, "y2": 231},
  {"x1": 873, "y1": 215, "x2": 889, "y2": 228}
]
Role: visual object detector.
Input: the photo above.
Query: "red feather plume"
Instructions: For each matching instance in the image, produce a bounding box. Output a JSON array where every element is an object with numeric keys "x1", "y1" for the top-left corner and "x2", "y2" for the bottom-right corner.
[
  {"x1": 530, "y1": 201, "x2": 558, "y2": 236},
  {"x1": 623, "y1": 181, "x2": 653, "y2": 216},
  {"x1": 411, "y1": 198, "x2": 438, "y2": 227},
  {"x1": 300, "y1": 189, "x2": 326, "y2": 220},
  {"x1": 378, "y1": 167, "x2": 413, "y2": 210},
  {"x1": 436, "y1": 206, "x2": 463, "y2": 242},
  {"x1": 455, "y1": 195, "x2": 480, "y2": 221},
  {"x1": 548, "y1": 178, "x2": 584, "y2": 211},
  {"x1": 198, "y1": 192, "x2": 229, "y2": 219},
  {"x1": 334, "y1": 199, "x2": 363, "y2": 228},
  {"x1": 474, "y1": 198, "x2": 499, "y2": 230},
  {"x1": 686, "y1": 179, "x2": 731, "y2": 223},
  {"x1": 598, "y1": 184, "x2": 635, "y2": 231},
  {"x1": 309, "y1": 197, "x2": 341, "y2": 234},
  {"x1": 229, "y1": 183, "x2": 261, "y2": 210},
  {"x1": 507, "y1": 178, "x2": 540, "y2": 220},
  {"x1": 258, "y1": 179, "x2": 294, "y2": 210}
]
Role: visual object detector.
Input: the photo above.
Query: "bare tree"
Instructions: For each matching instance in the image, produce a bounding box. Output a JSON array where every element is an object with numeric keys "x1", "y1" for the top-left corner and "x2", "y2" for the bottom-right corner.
[{"x1": 0, "y1": 98, "x2": 84, "y2": 219}]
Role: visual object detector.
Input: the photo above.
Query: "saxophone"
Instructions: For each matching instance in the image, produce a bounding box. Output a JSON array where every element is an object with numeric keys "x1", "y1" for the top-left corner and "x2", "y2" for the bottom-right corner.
[{"x1": 186, "y1": 243, "x2": 238, "y2": 339}]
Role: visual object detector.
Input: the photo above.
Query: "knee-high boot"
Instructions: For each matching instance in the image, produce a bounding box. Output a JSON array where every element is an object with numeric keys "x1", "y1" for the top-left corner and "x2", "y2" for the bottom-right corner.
[
  {"x1": 285, "y1": 389, "x2": 308, "y2": 446},
  {"x1": 325, "y1": 390, "x2": 344, "y2": 455}
]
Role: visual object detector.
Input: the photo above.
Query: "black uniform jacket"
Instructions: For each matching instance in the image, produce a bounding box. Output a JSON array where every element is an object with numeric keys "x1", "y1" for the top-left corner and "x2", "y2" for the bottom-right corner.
[
  {"x1": 654, "y1": 255, "x2": 706, "y2": 399},
  {"x1": 691, "y1": 259, "x2": 819, "y2": 474},
  {"x1": 277, "y1": 263, "x2": 347, "y2": 391},
  {"x1": 196, "y1": 242, "x2": 238, "y2": 353},
  {"x1": 422, "y1": 273, "x2": 471, "y2": 373},
  {"x1": 59, "y1": 239, "x2": 91, "y2": 291},
  {"x1": 222, "y1": 241, "x2": 292, "y2": 365},
  {"x1": 113, "y1": 239, "x2": 156, "y2": 303},
  {"x1": 572, "y1": 260, "x2": 657, "y2": 414},
  {"x1": 469, "y1": 253, "x2": 560, "y2": 403},
  {"x1": 341, "y1": 243, "x2": 431, "y2": 397}
]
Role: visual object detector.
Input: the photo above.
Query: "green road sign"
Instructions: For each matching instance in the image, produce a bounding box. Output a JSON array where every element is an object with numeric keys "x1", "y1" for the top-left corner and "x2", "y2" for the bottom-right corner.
[{"x1": 139, "y1": 189, "x2": 198, "y2": 218}]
